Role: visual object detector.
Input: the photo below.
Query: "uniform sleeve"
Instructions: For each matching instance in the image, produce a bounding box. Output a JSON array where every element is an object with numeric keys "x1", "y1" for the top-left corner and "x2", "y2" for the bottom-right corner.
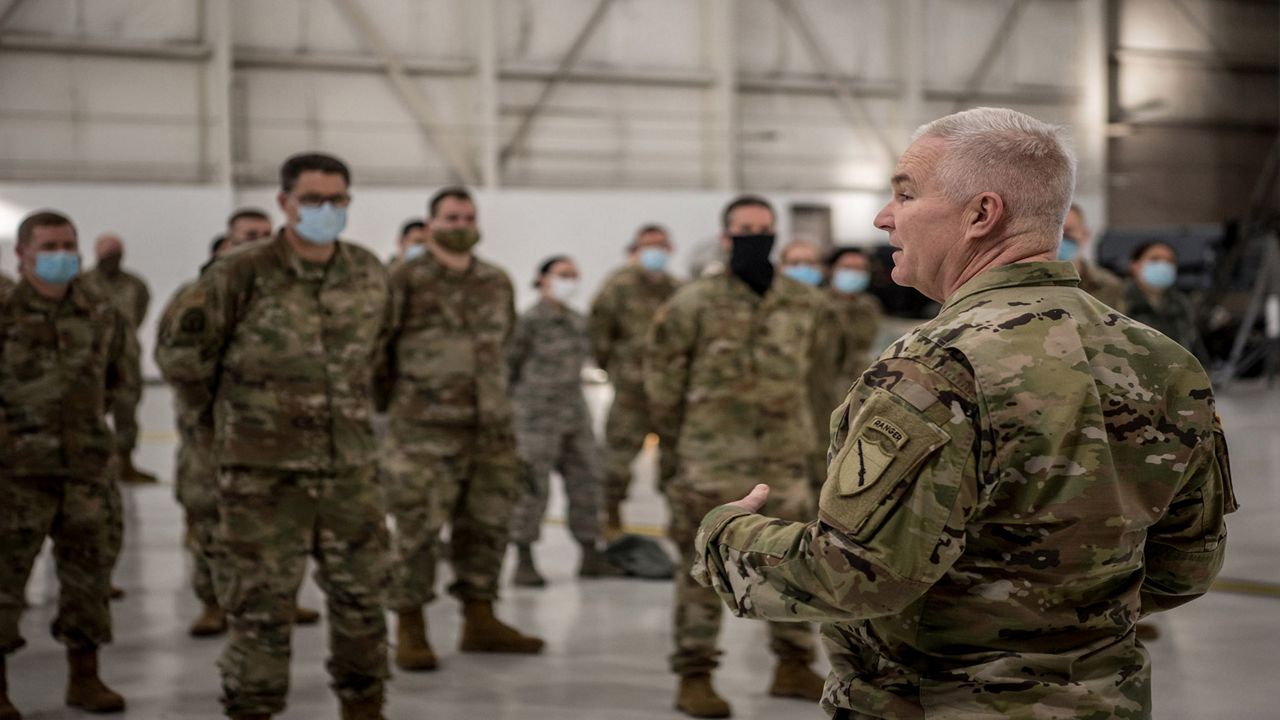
[
  {"x1": 506, "y1": 313, "x2": 532, "y2": 388},
  {"x1": 103, "y1": 307, "x2": 130, "y2": 409},
  {"x1": 587, "y1": 280, "x2": 616, "y2": 370},
  {"x1": 502, "y1": 275, "x2": 517, "y2": 346},
  {"x1": 1141, "y1": 413, "x2": 1236, "y2": 616},
  {"x1": 153, "y1": 264, "x2": 238, "y2": 413},
  {"x1": 644, "y1": 295, "x2": 695, "y2": 446},
  {"x1": 808, "y1": 298, "x2": 843, "y2": 433},
  {"x1": 692, "y1": 356, "x2": 981, "y2": 623},
  {"x1": 372, "y1": 266, "x2": 399, "y2": 413},
  {"x1": 134, "y1": 275, "x2": 152, "y2": 329}
]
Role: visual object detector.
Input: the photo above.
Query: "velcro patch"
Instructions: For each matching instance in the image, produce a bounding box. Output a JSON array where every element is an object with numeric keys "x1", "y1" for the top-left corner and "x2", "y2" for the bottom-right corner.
[{"x1": 837, "y1": 433, "x2": 894, "y2": 496}]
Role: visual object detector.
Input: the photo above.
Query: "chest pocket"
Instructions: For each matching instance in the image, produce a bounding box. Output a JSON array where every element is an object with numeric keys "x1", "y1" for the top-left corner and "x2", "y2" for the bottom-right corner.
[{"x1": 819, "y1": 386, "x2": 950, "y2": 540}]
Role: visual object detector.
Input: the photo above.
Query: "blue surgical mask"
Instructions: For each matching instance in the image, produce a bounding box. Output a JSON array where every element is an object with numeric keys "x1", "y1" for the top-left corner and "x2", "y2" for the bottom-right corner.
[
  {"x1": 1140, "y1": 260, "x2": 1177, "y2": 290},
  {"x1": 1058, "y1": 238, "x2": 1079, "y2": 262},
  {"x1": 639, "y1": 247, "x2": 669, "y2": 273},
  {"x1": 784, "y1": 265, "x2": 823, "y2": 287},
  {"x1": 294, "y1": 204, "x2": 347, "y2": 245},
  {"x1": 832, "y1": 268, "x2": 870, "y2": 294},
  {"x1": 403, "y1": 243, "x2": 427, "y2": 262},
  {"x1": 34, "y1": 251, "x2": 80, "y2": 285}
]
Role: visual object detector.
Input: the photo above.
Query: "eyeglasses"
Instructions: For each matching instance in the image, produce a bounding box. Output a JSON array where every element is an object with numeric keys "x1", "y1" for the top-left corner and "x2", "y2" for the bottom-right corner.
[{"x1": 294, "y1": 193, "x2": 352, "y2": 208}]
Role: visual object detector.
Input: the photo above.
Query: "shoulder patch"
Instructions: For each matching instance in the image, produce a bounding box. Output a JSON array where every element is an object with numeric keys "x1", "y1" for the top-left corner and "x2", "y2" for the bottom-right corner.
[{"x1": 869, "y1": 416, "x2": 909, "y2": 448}]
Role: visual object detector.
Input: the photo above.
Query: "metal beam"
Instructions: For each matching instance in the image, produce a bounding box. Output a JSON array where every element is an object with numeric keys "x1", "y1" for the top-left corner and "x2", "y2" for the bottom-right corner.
[
  {"x1": 951, "y1": 0, "x2": 1029, "y2": 111},
  {"x1": 499, "y1": 0, "x2": 617, "y2": 167},
  {"x1": 704, "y1": 0, "x2": 737, "y2": 189},
  {"x1": 329, "y1": 0, "x2": 479, "y2": 185},
  {"x1": 0, "y1": 34, "x2": 212, "y2": 60},
  {"x1": 771, "y1": 0, "x2": 899, "y2": 164},
  {"x1": 476, "y1": 0, "x2": 499, "y2": 189}
]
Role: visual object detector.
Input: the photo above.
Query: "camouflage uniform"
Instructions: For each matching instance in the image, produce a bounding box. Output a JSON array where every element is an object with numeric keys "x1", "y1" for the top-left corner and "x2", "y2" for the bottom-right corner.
[
  {"x1": 381, "y1": 251, "x2": 519, "y2": 610},
  {"x1": 155, "y1": 278, "x2": 223, "y2": 608},
  {"x1": 1122, "y1": 280, "x2": 1205, "y2": 359},
  {"x1": 154, "y1": 232, "x2": 392, "y2": 716},
  {"x1": 1, "y1": 278, "x2": 128, "y2": 656},
  {"x1": 589, "y1": 265, "x2": 680, "y2": 504},
  {"x1": 1077, "y1": 260, "x2": 1124, "y2": 309},
  {"x1": 694, "y1": 262, "x2": 1237, "y2": 719},
  {"x1": 807, "y1": 290, "x2": 883, "y2": 495},
  {"x1": 508, "y1": 300, "x2": 604, "y2": 546},
  {"x1": 645, "y1": 273, "x2": 831, "y2": 676},
  {"x1": 82, "y1": 266, "x2": 149, "y2": 456},
  {"x1": 0, "y1": 273, "x2": 15, "y2": 295}
]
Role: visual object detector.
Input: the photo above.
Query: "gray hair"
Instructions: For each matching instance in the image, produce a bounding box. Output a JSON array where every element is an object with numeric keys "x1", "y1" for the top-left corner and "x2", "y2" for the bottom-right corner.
[{"x1": 912, "y1": 107, "x2": 1076, "y2": 237}]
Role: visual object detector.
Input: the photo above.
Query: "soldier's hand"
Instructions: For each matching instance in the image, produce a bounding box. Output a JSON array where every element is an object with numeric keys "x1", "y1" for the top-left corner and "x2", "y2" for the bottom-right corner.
[{"x1": 728, "y1": 483, "x2": 770, "y2": 514}]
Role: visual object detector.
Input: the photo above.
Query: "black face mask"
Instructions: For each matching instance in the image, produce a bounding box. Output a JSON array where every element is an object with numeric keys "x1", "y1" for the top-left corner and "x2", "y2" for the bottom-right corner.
[
  {"x1": 728, "y1": 233, "x2": 776, "y2": 295},
  {"x1": 97, "y1": 254, "x2": 122, "y2": 276}
]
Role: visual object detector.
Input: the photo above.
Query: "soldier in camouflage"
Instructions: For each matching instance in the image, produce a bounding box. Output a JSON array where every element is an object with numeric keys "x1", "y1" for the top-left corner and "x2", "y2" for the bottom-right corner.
[
  {"x1": 1, "y1": 210, "x2": 129, "y2": 717},
  {"x1": 646, "y1": 196, "x2": 832, "y2": 718},
  {"x1": 0, "y1": 273, "x2": 14, "y2": 295},
  {"x1": 381, "y1": 186, "x2": 543, "y2": 675},
  {"x1": 1123, "y1": 241, "x2": 1206, "y2": 360},
  {"x1": 155, "y1": 154, "x2": 391, "y2": 720},
  {"x1": 84, "y1": 232, "x2": 158, "y2": 486},
  {"x1": 694, "y1": 108, "x2": 1236, "y2": 720},
  {"x1": 1061, "y1": 203, "x2": 1124, "y2": 308},
  {"x1": 155, "y1": 209, "x2": 320, "y2": 639},
  {"x1": 589, "y1": 224, "x2": 681, "y2": 537},
  {"x1": 508, "y1": 256, "x2": 622, "y2": 586}
]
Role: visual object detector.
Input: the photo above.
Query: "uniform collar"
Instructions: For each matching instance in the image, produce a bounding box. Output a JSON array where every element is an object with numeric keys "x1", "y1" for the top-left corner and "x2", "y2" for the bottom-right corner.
[
  {"x1": 270, "y1": 229, "x2": 349, "y2": 282},
  {"x1": 10, "y1": 276, "x2": 93, "y2": 313},
  {"x1": 941, "y1": 261, "x2": 1080, "y2": 313}
]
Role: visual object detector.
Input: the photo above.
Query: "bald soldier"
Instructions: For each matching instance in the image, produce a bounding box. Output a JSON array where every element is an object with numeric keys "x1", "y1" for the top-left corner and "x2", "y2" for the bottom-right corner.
[
  {"x1": 84, "y1": 232, "x2": 158, "y2": 485},
  {"x1": 694, "y1": 108, "x2": 1236, "y2": 719}
]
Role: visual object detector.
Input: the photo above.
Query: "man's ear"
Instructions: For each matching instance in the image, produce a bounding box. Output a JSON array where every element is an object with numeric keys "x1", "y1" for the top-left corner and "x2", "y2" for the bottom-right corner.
[{"x1": 965, "y1": 192, "x2": 1005, "y2": 240}]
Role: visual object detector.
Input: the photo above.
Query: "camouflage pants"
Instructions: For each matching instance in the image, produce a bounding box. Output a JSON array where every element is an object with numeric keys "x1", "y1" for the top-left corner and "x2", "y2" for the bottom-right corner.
[
  {"x1": 510, "y1": 413, "x2": 605, "y2": 546},
  {"x1": 105, "y1": 477, "x2": 124, "y2": 581},
  {"x1": 176, "y1": 430, "x2": 222, "y2": 606},
  {"x1": 0, "y1": 476, "x2": 115, "y2": 655},
  {"x1": 217, "y1": 466, "x2": 389, "y2": 716},
  {"x1": 604, "y1": 382, "x2": 678, "y2": 506},
  {"x1": 109, "y1": 335, "x2": 143, "y2": 454},
  {"x1": 667, "y1": 458, "x2": 815, "y2": 675},
  {"x1": 386, "y1": 424, "x2": 519, "y2": 610}
]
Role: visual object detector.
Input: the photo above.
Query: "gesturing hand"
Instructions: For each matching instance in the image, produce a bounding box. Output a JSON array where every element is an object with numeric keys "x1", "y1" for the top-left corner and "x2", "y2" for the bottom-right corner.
[{"x1": 727, "y1": 483, "x2": 770, "y2": 514}]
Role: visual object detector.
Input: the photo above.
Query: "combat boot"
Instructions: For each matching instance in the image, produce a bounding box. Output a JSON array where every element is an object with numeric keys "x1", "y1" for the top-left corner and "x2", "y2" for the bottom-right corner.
[
  {"x1": 394, "y1": 607, "x2": 438, "y2": 671},
  {"x1": 340, "y1": 697, "x2": 385, "y2": 720},
  {"x1": 768, "y1": 661, "x2": 825, "y2": 700},
  {"x1": 189, "y1": 602, "x2": 227, "y2": 637},
  {"x1": 294, "y1": 605, "x2": 321, "y2": 626},
  {"x1": 65, "y1": 648, "x2": 125, "y2": 713},
  {"x1": 578, "y1": 541, "x2": 624, "y2": 578},
  {"x1": 675, "y1": 673, "x2": 731, "y2": 718},
  {"x1": 512, "y1": 544, "x2": 546, "y2": 587},
  {"x1": 1, "y1": 656, "x2": 22, "y2": 720},
  {"x1": 459, "y1": 600, "x2": 544, "y2": 654},
  {"x1": 228, "y1": 714, "x2": 270, "y2": 720},
  {"x1": 108, "y1": 586, "x2": 125, "y2": 600},
  {"x1": 118, "y1": 454, "x2": 159, "y2": 484},
  {"x1": 1136, "y1": 621, "x2": 1161, "y2": 641}
]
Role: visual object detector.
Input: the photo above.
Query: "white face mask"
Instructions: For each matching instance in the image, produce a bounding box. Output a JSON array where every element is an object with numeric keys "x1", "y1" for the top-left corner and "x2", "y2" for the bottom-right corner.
[{"x1": 549, "y1": 276, "x2": 579, "y2": 302}]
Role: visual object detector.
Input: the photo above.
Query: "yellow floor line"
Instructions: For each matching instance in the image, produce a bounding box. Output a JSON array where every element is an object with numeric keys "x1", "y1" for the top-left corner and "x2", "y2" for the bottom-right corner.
[{"x1": 1210, "y1": 577, "x2": 1280, "y2": 599}]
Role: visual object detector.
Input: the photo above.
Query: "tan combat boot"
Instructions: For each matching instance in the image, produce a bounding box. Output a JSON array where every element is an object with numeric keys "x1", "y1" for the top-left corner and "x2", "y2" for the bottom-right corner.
[
  {"x1": 768, "y1": 661, "x2": 825, "y2": 700},
  {"x1": 394, "y1": 608, "x2": 438, "y2": 671},
  {"x1": 578, "y1": 542, "x2": 625, "y2": 578},
  {"x1": 228, "y1": 714, "x2": 270, "y2": 720},
  {"x1": 65, "y1": 648, "x2": 125, "y2": 713},
  {"x1": 675, "y1": 673, "x2": 731, "y2": 718},
  {"x1": 294, "y1": 605, "x2": 321, "y2": 626},
  {"x1": 118, "y1": 454, "x2": 158, "y2": 484},
  {"x1": 1, "y1": 655, "x2": 22, "y2": 720},
  {"x1": 512, "y1": 544, "x2": 546, "y2": 588},
  {"x1": 189, "y1": 602, "x2": 227, "y2": 637},
  {"x1": 603, "y1": 503, "x2": 625, "y2": 541},
  {"x1": 340, "y1": 697, "x2": 385, "y2": 720},
  {"x1": 1136, "y1": 621, "x2": 1161, "y2": 641},
  {"x1": 459, "y1": 600, "x2": 544, "y2": 654}
]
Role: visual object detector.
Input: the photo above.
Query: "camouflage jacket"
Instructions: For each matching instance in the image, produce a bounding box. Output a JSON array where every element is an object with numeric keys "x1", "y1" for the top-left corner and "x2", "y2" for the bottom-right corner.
[
  {"x1": 508, "y1": 299, "x2": 592, "y2": 431},
  {"x1": 589, "y1": 265, "x2": 680, "y2": 390},
  {"x1": 1077, "y1": 260, "x2": 1123, "y2": 310},
  {"x1": 830, "y1": 289, "x2": 883, "y2": 395},
  {"x1": 694, "y1": 262, "x2": 1236, "y2": 718},
  {"x1": 645, "y1": 272, "x2": 837, "y2": 464},
  {"x1": 155, "y1": 278, "x2": 215, "y2": 506},
  {"x1": 84, "y1": 267, "x2": 150, "y2": 330},
  {"x1": 1, "y1": 277, "x2": 128, "y2": 479},
  {"x1": 0, "y1": 273, "x2": 15, "y2": 296},
  {"x1": 1122, "y1": 280, "x2": 1205, "y2": 360},
  {"x1": 154, "y1": 232, "x2": 392, "y2": 472},
  {"x1": 382, "y1": 251, "x2": 515, "y2": 428}
]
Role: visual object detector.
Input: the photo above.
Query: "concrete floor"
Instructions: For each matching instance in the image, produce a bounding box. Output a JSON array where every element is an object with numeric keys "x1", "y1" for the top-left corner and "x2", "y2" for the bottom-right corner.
[{"x1": 8, "y1": 380, "x2": 1280, "y2": 719}]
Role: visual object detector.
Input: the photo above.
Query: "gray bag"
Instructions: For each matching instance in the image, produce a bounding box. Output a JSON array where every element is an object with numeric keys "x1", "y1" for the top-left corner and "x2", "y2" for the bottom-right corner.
[{"x1": 603, "y1": 534, "x2": 676, "y2": 580}]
